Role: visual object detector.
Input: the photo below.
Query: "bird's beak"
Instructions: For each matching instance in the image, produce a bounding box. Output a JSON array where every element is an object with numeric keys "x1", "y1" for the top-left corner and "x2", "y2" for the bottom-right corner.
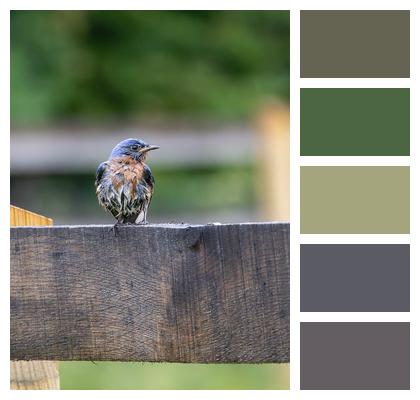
[{"x1": 140, "y1": 145, "x2": 160, "y2": 153}]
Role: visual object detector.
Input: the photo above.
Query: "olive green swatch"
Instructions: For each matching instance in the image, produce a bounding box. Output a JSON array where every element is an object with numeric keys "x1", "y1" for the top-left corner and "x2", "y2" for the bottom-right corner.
[
  {"x1": 301, "y1": 167, "x2": 410, "y2": 234},
  {"x1": 301, "y1": 89, "x2": 410, "y2": 156},
  {"x1": 300, "y1": 11, "x2": 410, "y2": 78}
]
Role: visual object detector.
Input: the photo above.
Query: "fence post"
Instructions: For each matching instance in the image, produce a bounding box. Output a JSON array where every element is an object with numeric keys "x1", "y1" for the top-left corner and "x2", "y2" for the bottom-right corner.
[
  {"x1": 255, "y1": 101, "x2": 290, "y2": 221},
  {"x1": 10, "y1": 205, "x2": 60, "y2": 390}
]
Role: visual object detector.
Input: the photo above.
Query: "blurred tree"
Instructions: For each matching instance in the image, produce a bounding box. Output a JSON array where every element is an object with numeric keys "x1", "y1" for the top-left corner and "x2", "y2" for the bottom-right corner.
[{"x1": 11, "y1": 11, "x2": 289, "y2": 125}]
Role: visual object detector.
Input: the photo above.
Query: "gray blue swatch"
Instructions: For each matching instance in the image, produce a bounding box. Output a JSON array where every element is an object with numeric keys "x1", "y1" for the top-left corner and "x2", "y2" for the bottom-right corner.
[{"x1": 300, "y1": 244, "x2": 410, "y2": 312}]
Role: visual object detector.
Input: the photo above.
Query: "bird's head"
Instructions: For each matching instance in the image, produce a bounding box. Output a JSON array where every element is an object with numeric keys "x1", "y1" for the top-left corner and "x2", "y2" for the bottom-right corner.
[{"x1": 109, "y1": 138, "x2": 159, "y2": 162}]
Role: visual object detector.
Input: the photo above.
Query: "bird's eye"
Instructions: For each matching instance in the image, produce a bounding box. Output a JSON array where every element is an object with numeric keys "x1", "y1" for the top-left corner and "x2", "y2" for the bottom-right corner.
[{"x1": 130, "y1": 145, "x2": 139, "y2": 151}]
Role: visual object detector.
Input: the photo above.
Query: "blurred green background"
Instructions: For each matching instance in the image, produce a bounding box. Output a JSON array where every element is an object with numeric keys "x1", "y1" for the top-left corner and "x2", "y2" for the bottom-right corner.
[
  {"x1": 11, "y1": 10, "x2": 289, "y2": 124},
  {"x1": 60, "y1": 363, "x2": 290, "y2": 390},
  {"x1": 11, "y1": 10, "x2": 289, "y2": 389}
]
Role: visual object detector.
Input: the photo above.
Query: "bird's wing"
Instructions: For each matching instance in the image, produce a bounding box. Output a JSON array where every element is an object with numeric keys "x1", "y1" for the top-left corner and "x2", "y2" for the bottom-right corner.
[
  {"x1": 127, "y1": 165, "x2": 155, "y2": 224},
  {"x1": 95, "y1": 161, "x2": 120, "y2": 219},
  {"x1": 95, "y1": 161, "x2": 109, "y2": 187},
  {"x1": 142, "y1": 165, "x2": 155, "y2": 193}
]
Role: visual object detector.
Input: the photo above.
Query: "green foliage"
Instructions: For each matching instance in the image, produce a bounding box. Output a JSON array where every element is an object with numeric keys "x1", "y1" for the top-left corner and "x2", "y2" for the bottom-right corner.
[
  {"x1": 153, "y1": 165, "x2": 255, "y2": 214},
  {"x1": 10, "y1": 165, "x2": 256, "y2": 223},
  {"x1": 11, "y1": 11, "x2": 289, "y2": 125},
  {"x1": 60, "y1": 362, "x2": 289, "y2": 390}
]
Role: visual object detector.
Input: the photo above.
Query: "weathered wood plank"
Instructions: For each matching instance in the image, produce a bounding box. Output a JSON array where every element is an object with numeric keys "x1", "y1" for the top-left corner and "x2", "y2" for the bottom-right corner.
[
  {"x1": 11, "y1": 223, "x2": 289, "y2": 363},
  {"x1": 10, "y1": 205, "x2": 59, "y2": 390}
]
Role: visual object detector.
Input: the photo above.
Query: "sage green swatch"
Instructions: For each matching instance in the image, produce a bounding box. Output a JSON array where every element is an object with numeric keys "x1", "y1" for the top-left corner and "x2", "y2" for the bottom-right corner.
[
  {"x1": 301, "y1": 167, "x2": 410, "y2": 234},
  {"x1": 301, "y1": 88, "x2": 410, "y2": 156}
]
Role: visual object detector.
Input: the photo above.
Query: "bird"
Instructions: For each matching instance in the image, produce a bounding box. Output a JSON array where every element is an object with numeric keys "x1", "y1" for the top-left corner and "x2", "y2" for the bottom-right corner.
[{"x1": 95, "y1": 138, "x2": 159, "y2": 225}]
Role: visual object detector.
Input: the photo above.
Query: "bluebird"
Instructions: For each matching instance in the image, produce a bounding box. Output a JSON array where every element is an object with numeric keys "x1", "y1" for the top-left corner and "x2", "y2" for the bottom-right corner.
[{"x1": 95, "y1": 138, "x2": 159, "y2": 225}]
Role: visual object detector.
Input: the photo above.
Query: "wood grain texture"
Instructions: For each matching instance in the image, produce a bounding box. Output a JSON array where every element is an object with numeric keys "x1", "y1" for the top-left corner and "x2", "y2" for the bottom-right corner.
[
  {"x1": 10, "y1": 206, "x2": 59, "y2": 390},
  {"x1": 10, "y1": 361, "x2": 60, "y2": 390},
  {"x1": 11, "y1": 223, "x2": 289, "y2": 363}
]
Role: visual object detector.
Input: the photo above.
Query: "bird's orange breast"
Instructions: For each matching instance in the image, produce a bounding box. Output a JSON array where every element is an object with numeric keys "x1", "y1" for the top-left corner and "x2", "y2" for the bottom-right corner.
[{"x1": 109, "y1": 156, "x2": 145, "y2": 196}]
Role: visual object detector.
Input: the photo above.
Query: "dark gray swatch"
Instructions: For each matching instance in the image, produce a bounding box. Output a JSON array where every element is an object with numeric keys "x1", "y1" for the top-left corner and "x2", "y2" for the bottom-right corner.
[
  {"x1": 301, "y1": 10, "x2": 410, "y2": 77},
  {"x1": 301, "y1": 244, "x2": 410, "y2": 312},
  {"x1": 301, "y1": 322, "x2": 410, "y2": 390}
]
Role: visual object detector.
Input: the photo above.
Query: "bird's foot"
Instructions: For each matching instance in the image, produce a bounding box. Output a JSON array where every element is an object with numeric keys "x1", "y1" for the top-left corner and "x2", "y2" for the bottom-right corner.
[{"x1": 108, "y1": 222, "x2": 121, "y2": 236}]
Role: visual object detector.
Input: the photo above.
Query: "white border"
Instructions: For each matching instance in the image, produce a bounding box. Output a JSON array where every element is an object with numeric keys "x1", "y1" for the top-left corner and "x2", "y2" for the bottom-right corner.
[
  {"x1": 300, "y1": 157, "x2": 411, "y2": 166},
  {"x1": 289, "y1": 7, "x2": 300, "y2": 393},
  {"x1": 300, "y1": 313, "x2": 411, "y2": 323},
  {"x1": 3, "y1": 0, "x2": 418, "y2": 11},
  {"x1": 301, "y1": 79, "x2": 411, "y2": 88},
  {"x1": 2, "y1": 1, "x2": 419, "y2": 399},
  {"x1": 1, "y1": 2, "x2": 10, "y2": 398},
  {"x1": 300, "y1": 234, "x2": 410, "y2": 244}
]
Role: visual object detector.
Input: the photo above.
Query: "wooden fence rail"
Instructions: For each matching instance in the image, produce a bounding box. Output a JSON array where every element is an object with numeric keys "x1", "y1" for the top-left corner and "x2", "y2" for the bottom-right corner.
[
  {"x1": 10, "y1": 205, "x2": 59, "y2": 390},
  {"x1": 11, "y1": 223, "x2": 289, "y2": 363}
]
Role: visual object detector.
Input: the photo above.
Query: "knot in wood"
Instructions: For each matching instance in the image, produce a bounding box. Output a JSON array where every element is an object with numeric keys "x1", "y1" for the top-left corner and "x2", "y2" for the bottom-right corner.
[{"x1": 179, "y1": 226, "x2": 202, "y2": 252}]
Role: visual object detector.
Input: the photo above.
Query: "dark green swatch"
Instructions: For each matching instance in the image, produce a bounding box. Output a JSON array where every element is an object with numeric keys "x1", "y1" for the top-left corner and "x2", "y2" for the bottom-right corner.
[
  {"x1": 300, "y1": 166, "x2": 410, "y2": 234},
  {"x1": 301, "y1": 11, "x2": 410, "y2": 78},
  {"x1": 301, "y1": 89, "x2": 410, "y2": 156}
]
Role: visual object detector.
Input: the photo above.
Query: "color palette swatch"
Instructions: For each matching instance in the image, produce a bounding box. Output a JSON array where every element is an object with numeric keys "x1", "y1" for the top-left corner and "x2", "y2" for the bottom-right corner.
[
  {"x1": 300, "y1": 10, "x2": 410, "y2": 78},
  {"x1": 301, "y1": 88, "x2": 410, "y2": 156},
  {"x1": 300, "y1": 166, "x2": 410, "y2": 234},
  {"x1": 300, "y1": 322, "x2": 410, "y2": 389},
  {"x1": 301, "y1": 244, "x2": 410, "y2": 312},
  {"x1": 299, "y1": 9, "x2": 410, "y2": 391}
]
